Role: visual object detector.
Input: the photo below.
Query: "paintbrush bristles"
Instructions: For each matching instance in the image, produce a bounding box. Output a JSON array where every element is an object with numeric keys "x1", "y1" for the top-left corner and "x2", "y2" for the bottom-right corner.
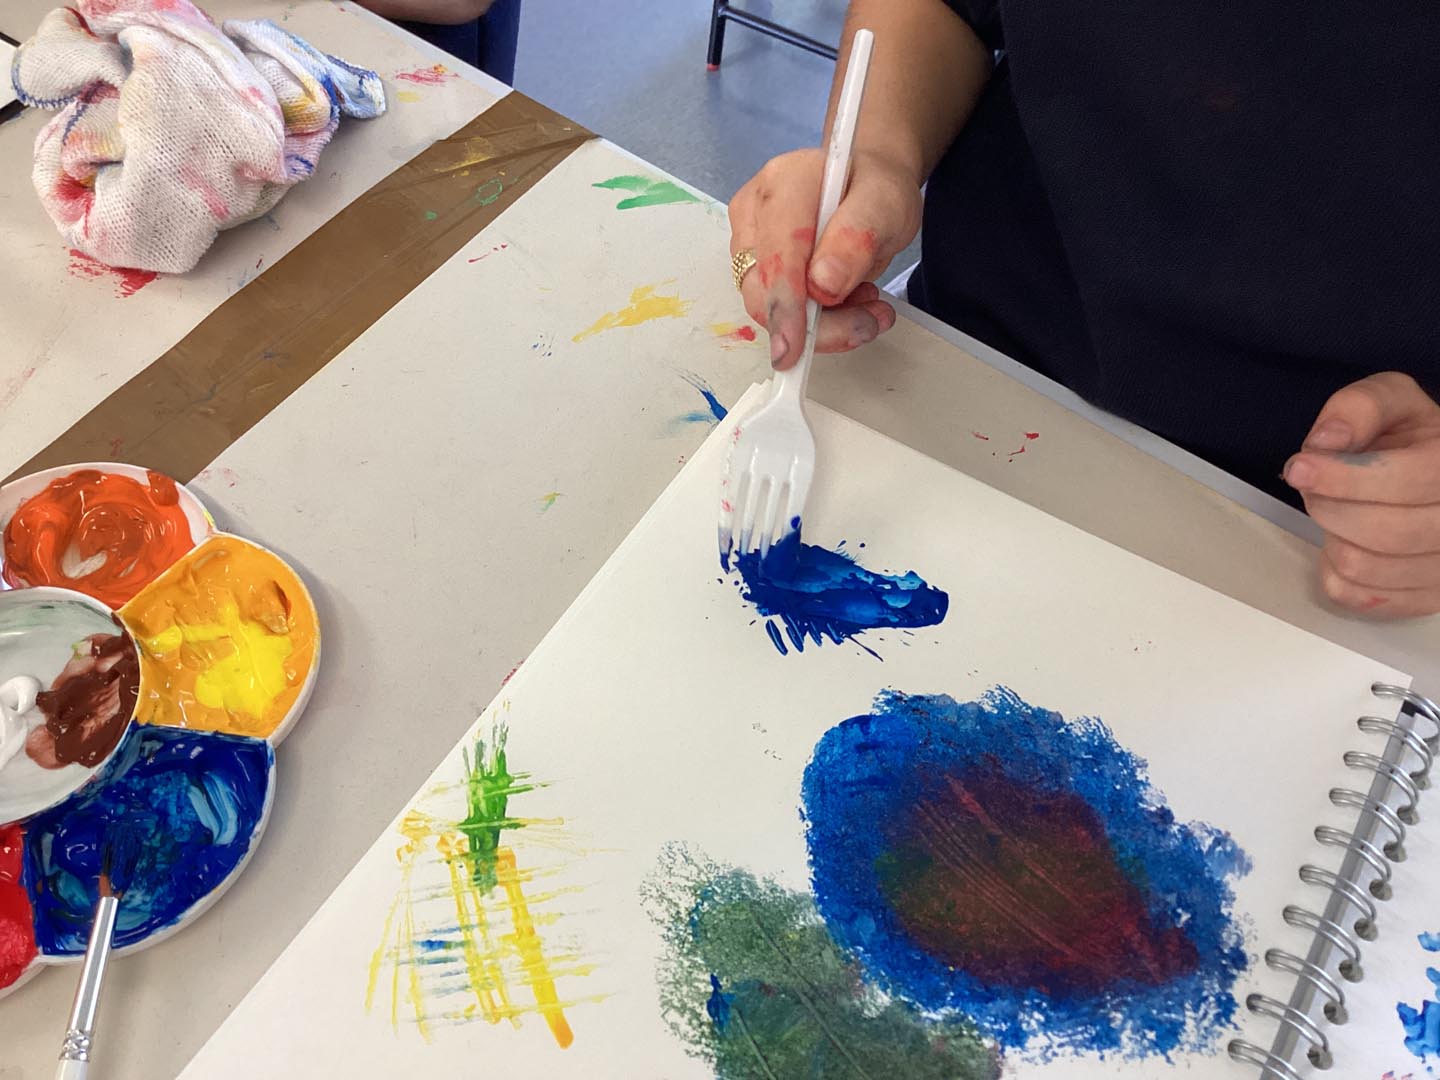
[{"x1": 97, "y1": 823, "x2": 142, "y2": 902}]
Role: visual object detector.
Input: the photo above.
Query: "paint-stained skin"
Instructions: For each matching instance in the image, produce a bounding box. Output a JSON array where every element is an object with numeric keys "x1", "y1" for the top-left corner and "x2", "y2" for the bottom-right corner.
[{"x1": 802, "y1": 688, "x2": 1251, "y2": 1060}]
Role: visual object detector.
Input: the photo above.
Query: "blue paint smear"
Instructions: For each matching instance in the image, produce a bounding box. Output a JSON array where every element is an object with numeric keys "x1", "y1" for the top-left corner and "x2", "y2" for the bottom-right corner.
[
  {"x1": 1422, "y1": 931, "x2": 1440, "y2": 952},
  {"x1": 705, "y1": 973, "x2": 733, "y2": 1031},
  {"x1": 1399, "y1": 965, "x2": 1440, "y2": 1062},
  {"x1": 24, "y1": 723, "x2": 272, "y2": 955},
  {"x1": 677, "y1": 371, "x2": 728, "y2": 426},
  {"x1": 726, "y1": 525, "x2": 948, "y2": 658},
  {"x1": 800, "y1": 688, "x2": 1251, "y2": 1061}
]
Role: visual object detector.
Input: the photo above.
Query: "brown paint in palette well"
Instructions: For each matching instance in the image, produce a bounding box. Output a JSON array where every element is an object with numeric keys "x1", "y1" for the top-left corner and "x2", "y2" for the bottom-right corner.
[{"x1": 27, "y1": 628, "x2": 139, "y2": 770}]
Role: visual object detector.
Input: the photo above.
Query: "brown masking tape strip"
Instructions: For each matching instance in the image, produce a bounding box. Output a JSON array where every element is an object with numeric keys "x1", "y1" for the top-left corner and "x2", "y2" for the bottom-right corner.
[{"x1": 7, "y1": 91, "x2": 593, "y2": 486}]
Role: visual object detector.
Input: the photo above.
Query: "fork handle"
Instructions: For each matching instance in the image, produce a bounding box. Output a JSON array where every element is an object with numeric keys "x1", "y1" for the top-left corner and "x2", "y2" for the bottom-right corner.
[{"x1": 772, "y1": 28, "x2": 874, "y2": 409}]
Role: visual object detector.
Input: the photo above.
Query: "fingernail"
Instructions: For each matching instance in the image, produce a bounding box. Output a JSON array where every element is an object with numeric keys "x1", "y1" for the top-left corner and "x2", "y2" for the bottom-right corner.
[
  {"x1": 1304, "y1": 420, "x2": 1352, "y2": 451},
  {"x1": 810, "y1": 257, "x2": 844, "y2": 299},
  {"x1": 769, "y1": 330, "x2": 789, "y2": 368},
  {"x1": 853, "y1": 319, "x2": 878, "y2": 346},
  {"x1": 1283, "y1": 456, "x2": 1314, "y2": 488}
]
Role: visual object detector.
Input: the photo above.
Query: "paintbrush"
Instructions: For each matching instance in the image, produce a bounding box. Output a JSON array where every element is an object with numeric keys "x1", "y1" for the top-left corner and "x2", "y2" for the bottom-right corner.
[{"x1": 56, "y1": 825, "x2": 139, "y2": 1080}]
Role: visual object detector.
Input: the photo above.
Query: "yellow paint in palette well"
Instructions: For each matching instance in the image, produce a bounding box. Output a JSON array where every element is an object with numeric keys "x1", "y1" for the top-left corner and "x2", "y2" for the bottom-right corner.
[
  {"x1": 119, "y1": 534, "x2": 318, "y2": 739},
  {"x1": 572, "y1": 284, "x2": 693, "y2": 342}
]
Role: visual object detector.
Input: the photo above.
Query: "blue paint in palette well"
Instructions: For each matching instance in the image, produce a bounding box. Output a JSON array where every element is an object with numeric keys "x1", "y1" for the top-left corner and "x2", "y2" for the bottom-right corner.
[
  {"x1": 24, "y1": 724, "x2": 273, "y2": 954},
  {"x1": 725, "y1": 522, "x2": 948, "y2": 657}
]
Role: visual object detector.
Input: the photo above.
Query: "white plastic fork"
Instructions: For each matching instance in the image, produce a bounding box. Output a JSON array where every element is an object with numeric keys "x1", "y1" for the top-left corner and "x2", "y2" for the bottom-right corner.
[{"x1": 718, "y1": 28, "x2": 875, "y2": 567}]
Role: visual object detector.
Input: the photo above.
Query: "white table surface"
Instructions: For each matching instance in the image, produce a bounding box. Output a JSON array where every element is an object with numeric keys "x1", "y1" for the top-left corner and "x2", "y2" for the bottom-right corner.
[{"x1": 2, "y1": 4, "x2": 1437, "y2": 1079}]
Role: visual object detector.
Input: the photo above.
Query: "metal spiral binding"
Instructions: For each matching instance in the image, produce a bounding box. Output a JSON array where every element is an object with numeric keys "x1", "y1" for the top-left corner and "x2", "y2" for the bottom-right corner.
[{"x1": 1229, "y1": 684, "x2": 1439, "y2": 1076}]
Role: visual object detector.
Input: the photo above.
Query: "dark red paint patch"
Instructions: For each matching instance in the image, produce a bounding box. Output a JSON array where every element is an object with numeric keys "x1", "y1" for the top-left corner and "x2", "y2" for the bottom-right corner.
[
  {"x1": 67, "y1": 249, "x2": 158, "y2": 298},
  {"x1": 876, "y1": 761, "x2": 1199, "y2": 998}
]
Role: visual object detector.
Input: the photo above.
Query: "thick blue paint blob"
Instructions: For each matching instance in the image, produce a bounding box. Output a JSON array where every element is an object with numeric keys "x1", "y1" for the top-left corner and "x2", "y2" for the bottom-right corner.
[
  {"x1": 24, "y1": 723, "x2": 273, "y2": 954},
  {"x1": 705, "y1": 973, "x2": 733, "y2": 1031},
  {"x1": 1421, "y1": 931, "x2": 1440, "y2": 952},
  {"x1": 1398, "y1": 967, "x2": 1440, "y2": 1062},
  {"x1": 727, "y1": 526, "x2": 948, "y2": 658},
  {"x1": 801, "y1": 688, "x2": 1251, "y2": 1061}
]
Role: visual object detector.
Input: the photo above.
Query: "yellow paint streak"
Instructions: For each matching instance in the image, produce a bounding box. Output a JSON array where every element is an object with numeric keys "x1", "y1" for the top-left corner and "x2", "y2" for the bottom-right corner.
[
  {"x1": 367, "y1": 812, "x2": 436, "y2": 1039},
  {"x1": 395, "y1": 89, "x2": 423, "y2": 103},
  {"x1": 435, "y1": 136, "x2": 498, "y2": 174},
  {"x1": 572, "y1": 284, "x2": 693, "y2": 342},
  {"x1": 496, "y1": 846, "x2": 574, "y2": 1048},
  {"x1": 367, "y1": 811, "x2": 579, "y2": 1047}
]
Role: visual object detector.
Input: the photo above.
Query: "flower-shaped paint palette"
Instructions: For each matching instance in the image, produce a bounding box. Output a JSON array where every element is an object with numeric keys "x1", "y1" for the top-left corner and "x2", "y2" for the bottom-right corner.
[{"x1": 0, "y1": 463, "x2": 320, "y2": 995}]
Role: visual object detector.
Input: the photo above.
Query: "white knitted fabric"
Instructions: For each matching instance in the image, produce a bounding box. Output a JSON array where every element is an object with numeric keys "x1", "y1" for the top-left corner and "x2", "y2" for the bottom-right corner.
[{"x1": 12, "y1": 0, "x2": 386, "y2": 273}]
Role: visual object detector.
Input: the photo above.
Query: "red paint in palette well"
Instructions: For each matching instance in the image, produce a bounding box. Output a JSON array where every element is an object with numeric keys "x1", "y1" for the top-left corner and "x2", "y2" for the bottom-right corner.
[
  {"x1": 878, "y1": 764, "x2": 1199, "y2": 996},
  {"x1": 67, "y1": 250, "x2": 157, "y2": 298},
  {"x1": 0, "y1": 823, "x2": 37, "y2": 990}
]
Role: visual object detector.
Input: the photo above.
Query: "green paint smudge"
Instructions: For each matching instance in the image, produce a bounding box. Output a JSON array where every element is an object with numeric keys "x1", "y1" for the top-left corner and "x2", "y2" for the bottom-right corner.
[
  {"x1": 642, "y1": 845, "x2": 1001, "y2": 1079},
  {"x1": 475, "y1": 177, "x2": 504, "y2": 205},
  {"x1": 539, "y1": 491, "x2": 562, "y2": 513},
  {"x1": 457, "y1": 724, "x2": 537, "y2": 893},
  {"x1": 593, "y1": 174, "x2": 701, "y2": 210},
  {"x1": 423, "y1": 210, "x2": 439, "y2": 221}
]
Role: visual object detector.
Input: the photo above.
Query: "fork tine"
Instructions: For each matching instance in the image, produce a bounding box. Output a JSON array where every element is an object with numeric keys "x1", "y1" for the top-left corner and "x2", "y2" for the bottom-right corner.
[
  {"x1": 783, "y1": 471, "x2": 807, "y2": 537},
  {"x1": 736, "y1": 472, "x2": 764, "y2": 558},
  {"x1": 718, "y1": 471, "x2": 737, "y2": 566},
  {"x1": 757, "y1": 478, "x2": 784, "y2": 561}
]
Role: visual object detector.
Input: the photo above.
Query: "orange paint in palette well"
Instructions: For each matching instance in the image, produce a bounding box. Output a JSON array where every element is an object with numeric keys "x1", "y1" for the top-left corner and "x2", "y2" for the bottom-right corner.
[
  {"x1": 119, "y1": 535, "x2": 318, "y2": 740},
  {"x1": 2, "y1": 469, "x2": 196, "y2": 608}
]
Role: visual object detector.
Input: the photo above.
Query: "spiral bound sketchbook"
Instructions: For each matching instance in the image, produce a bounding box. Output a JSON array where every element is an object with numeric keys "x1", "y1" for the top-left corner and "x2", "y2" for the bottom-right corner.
[{"x1": 183, "y1": 386, "x2": 1437, "y2": 1080}]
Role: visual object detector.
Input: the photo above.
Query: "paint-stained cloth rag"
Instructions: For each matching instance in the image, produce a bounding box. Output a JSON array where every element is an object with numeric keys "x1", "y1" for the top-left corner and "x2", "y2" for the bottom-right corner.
[{"x1": 12, "y1": 0, "x2": 386, "y2": 273}]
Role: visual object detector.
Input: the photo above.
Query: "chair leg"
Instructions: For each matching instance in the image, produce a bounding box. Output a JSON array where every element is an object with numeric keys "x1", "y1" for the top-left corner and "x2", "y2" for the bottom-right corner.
[{"x1": 706, "y1": 0, "x2": 727, "y2": 70}]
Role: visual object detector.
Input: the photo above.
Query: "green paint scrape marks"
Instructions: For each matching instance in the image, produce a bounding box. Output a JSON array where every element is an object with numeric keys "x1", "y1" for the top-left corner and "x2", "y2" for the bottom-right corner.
[
  {"x1": 642, "y1": 844, "x2": 1001, "y2": 1079},
  {"x1": 457, "y1": 724, "x2": 536, "y2": 893},
  {"x1": 593, "y1": 174, "x2": 701, "y2": 210}
]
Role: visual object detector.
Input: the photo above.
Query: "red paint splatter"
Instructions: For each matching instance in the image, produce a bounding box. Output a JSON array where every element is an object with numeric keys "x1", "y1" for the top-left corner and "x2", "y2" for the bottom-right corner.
[
  {"x1": 971, "y1": 431, "x2": 990, "y2": 441},
  {"x1": 108, "y1": 436, "x2": 124, "y2": 456},
  {"x1": 467, "y1": 243, "x2": 509, "y2": 264},
  {"x1": 735, "y1": 325, "x2": 757, "y2": 341},
  {"x1": 67, "y1": 249, "x2": 157, "y2": 298},
  {"x1": 0, "y1": 823, "x2": 37, "y2": 991},
  {"x1": 880, "y1": 766, "x2": 1200, "y2": 994},
  {"x1": 1025, "y1": 432, "x2": 1040, "y2": 440},
  {"x1": 53, "y1": 173, "x2": 95, "y2": 225},
  {"x1": 394, "y1": 64, "x2": 454, "y2": 85},
  {"x1": 1008, "y1": 444, "x2": 1027, "y2": 459},
  {"x1": 835, "y1": 224, "x2": 879, "y2": 254},
  {"x1": 500, "y1": 661, "x2": 523, "y2": 687},
  {"x1": 720, "y1": 499, "x2": 733, "y2": 513},
  {"x1": 756, "y1": 252, "x2": 783, "y2": 290}
]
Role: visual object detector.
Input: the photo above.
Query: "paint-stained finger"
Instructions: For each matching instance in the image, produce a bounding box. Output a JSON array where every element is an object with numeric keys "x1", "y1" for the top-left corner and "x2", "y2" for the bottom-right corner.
[
  {"x1": 807, "y1": 162, "x2": 921, "y2": 307},
  {"x1": 751, "y1": 152, "x2": 826, "y2": 370},
  {"x1": 812, "y1": 305, "x2": 881, "y2": 353},
  {"x1": 1322, "y1": 536, "x2": 1440, "y2": 591},
  {"x1": 1319, "y1": 550, "x2": 1440, "y2": 618},
  {"x1": 1284, "y1": 440, "x2": 1440, "y2": 505},
  {"x1": 1302, "y1": 494, "x2": 1440, "y2": 557}
]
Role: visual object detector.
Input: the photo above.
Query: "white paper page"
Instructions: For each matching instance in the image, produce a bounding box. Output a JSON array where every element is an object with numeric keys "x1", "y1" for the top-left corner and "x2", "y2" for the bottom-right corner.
[{"x1": 181, "y1": 388, "x2": 1409, "y2": 1080}]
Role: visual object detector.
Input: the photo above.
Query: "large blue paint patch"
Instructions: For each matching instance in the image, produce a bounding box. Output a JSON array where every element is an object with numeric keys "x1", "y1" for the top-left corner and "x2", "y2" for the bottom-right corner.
[{"x1": 801, "y1": 687, "x2": 1251, "y2": 1060}]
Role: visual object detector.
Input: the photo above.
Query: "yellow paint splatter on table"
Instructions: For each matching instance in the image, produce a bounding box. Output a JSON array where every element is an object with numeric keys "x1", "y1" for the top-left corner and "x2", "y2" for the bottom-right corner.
[{"x1": 573, "y1": 284, "x2": 693, "y2": 342}]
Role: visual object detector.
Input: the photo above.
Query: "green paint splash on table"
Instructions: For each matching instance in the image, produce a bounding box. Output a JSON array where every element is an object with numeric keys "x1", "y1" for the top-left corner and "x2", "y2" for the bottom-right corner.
[
  {"x1": 423, "y1": 210, "x2": 439, "y2": 221},
  {"x1": 539, "y1": 491, "x2": 563, "y2": 513},
  {"x1": 457, "y1": 725, "x2": 536, "y2": 893},
  {"x1": 593, "y1": 174, "x2": 701, "y2": 210},
  {"x1": 642, "y1": 844, "x2": 1001, "y2": 1079}
]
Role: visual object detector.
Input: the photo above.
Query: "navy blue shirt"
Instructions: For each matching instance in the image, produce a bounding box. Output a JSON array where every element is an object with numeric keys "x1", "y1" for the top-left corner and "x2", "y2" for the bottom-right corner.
[{"x1": 910, "y1": 2, "x2": 1440, "y2": 505}]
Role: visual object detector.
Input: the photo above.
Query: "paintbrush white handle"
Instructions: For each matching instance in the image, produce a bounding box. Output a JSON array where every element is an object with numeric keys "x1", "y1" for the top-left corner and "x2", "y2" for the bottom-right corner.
[
  {"x1": 774, "y1": 28, "x2": 874, "y2": 407},
  {"x1": 56, "y1": 894, "x2": 118, "y2": 1079}
]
